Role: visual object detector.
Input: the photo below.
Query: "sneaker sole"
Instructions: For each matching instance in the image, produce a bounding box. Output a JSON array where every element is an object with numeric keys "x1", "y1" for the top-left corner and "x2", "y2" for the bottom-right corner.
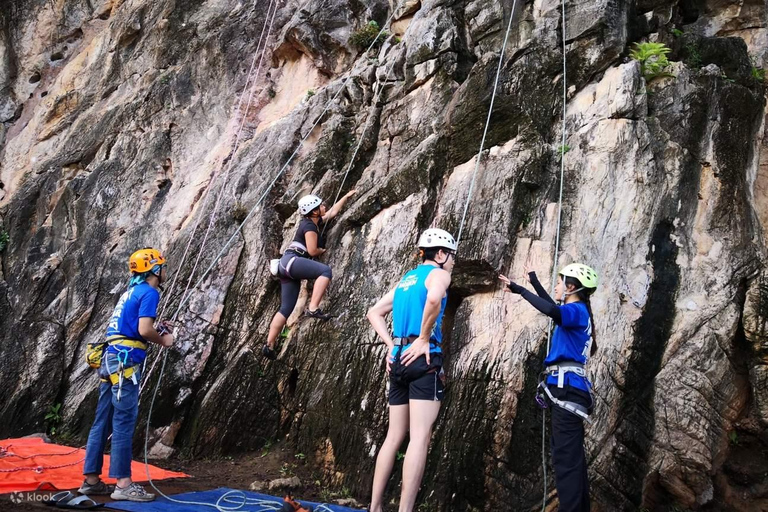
[{"x1": 110, "y1": 493, "x2": 155, "y2": 502}]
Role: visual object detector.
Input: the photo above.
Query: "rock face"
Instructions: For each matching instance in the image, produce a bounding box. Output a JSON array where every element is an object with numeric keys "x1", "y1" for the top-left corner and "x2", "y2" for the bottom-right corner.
[{"x1": 1, "y1": 0, "x2": 767, "y2": 510}]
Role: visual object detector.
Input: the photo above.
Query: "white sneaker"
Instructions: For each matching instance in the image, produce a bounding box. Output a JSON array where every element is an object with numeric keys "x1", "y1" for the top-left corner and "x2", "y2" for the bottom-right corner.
[{"x1": 110, "y1": 482, "x2": 155, "y2": 502}]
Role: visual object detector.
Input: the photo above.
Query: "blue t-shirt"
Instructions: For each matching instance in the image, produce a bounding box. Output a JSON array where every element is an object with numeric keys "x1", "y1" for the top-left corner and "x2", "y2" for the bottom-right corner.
[
  {"x1": 391, "y1": 264, "x2": 447, "y2": 356},
  {"x1": 544, "y1": 301, "x2": 593, "y2": 392},
  {"x1": 104, "y1": 282, "x2": 160, "y2": 365}
]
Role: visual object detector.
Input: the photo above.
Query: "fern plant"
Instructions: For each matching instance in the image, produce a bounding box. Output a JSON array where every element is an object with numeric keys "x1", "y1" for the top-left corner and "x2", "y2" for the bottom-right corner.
[{"x1": 630, "y1": 42, "x2": 674, "y2": 82}]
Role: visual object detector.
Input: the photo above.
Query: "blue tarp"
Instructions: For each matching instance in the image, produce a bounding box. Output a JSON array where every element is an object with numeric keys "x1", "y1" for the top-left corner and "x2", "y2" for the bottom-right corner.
[{"x1": 105, "y1": 487, "x2": 363, "y2": 512}]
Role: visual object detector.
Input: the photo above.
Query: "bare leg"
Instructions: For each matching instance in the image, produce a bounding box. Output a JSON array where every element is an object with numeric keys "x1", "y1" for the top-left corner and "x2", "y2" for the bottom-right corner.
[
  {"x1": 370, "y1": 405, "x2": 409, "y2": 512},
  {"x1": 267, "y1": 312, "x2": 287, "y2": 348},
  {"x1": 308, "y1": 276, "x2": 330, "y2": 311},
  {"x1": 399, "y1": 400, "x2": 440, "y2": 512}
]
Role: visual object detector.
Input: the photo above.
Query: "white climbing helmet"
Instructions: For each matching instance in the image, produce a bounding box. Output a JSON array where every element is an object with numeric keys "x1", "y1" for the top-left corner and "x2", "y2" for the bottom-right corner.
[
  {"x1": 417, "y1": 228, "x2": 457, "y2": 251},
  {"x1": 298, "y1": 194, "x2": 323, "y2": 216}
]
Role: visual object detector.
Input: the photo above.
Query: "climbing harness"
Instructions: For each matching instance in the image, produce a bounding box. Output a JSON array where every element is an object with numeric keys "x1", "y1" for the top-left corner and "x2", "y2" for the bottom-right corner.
[
  {"x1": 101, "y1": 337, "x2": 146, "y2": 400},
  {"x1": 86, "y1": 335, "x2": 146, "y2": 370},
  {"x1": 535, "y1": 363, "x2": 592, "y2": 423}
]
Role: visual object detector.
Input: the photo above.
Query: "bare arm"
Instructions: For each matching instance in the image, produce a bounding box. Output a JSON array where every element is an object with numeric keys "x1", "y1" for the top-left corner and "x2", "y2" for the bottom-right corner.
[
  {"x1": 322, "y1": 190, "x2": 356, "y2": 222},
  {"x1": 138, "y1": 317, "x2": 173, "y2": 347},
  {"x1": 304, "y1": 231, "x2": 326, "y2": 257},
  {"x1": 366, "y1": 288, "x2": 396, "y2": 350}
]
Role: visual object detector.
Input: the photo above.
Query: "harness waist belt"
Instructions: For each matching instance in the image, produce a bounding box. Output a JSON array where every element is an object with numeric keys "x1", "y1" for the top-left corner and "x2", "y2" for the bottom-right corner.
[
  {"x1": 393, "y1": 337, "x2": 441, "y2": 348},
  {"x1": 287, "y1": 242, "x2": 309, "y2": 256},
  {"x1": 106, "y1": 335, "x2": 148, "y2": 351},
  {"x1": 545, "y1": 361, "x2": 586, "y2": 388}
]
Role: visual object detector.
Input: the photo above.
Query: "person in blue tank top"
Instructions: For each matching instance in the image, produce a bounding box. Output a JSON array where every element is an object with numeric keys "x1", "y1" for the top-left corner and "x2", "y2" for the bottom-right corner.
[
  {"x1": 499, "y1": 263, "x2": 599, "y2": 512},
  {"x1": 366, "y1": 228, "x2": 456, "y2": 512},
  {"x1": 81, "y1": 248, "x2": 175, "y2": 503}
]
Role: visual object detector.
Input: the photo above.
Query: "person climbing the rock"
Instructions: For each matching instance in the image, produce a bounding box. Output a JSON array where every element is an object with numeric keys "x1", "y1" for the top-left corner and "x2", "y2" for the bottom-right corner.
[
  {"x1": 81, "y1": 248, "x2": 174, "y2": 502},
  {"x1": 498, "y1": 263, "x2": 599, "y2": 512},
  {"x1": 366, "y1": 228, "x2": 456, "y2": 512},
  {"x1": 262, "y1": 190, "x2": 356, "y2": 360}
]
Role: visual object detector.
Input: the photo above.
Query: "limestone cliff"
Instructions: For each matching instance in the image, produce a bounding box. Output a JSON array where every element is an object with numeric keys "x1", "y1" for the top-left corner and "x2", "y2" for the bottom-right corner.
[{"x1": 1, "y1": 0, "x2": 767, "y2": 509}]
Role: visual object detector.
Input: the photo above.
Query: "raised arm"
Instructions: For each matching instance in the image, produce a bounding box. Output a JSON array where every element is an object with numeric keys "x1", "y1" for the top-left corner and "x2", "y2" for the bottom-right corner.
[
  {"x1": 322, "y1": 190, "x2": 357, "y2": 222},
  {"x1": 499, "y1": 274, "x2": 562, "y2": 325},
  {"x1": 529, "y1": 271, "x2": 556, "y2": 305}
]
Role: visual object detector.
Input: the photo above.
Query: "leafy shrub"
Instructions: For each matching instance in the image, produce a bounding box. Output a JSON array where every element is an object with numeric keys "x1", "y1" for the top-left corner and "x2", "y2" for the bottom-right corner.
[
  {"x1": 630, "y1": 42, "x2": 674, "y2": 82},
  {"x1": 349, "y1": 21, "x2": 389, "y2": 51}
]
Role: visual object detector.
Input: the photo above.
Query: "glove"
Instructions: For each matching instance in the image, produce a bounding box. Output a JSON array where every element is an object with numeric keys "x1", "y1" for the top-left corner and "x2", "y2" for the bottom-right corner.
[{"x1": 507, "y1": 280, "x2": 526, "y2": 294}]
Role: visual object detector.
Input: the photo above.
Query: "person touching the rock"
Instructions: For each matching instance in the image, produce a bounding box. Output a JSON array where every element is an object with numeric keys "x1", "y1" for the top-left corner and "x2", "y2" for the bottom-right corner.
[
  {"x1": 498, "y1": 263, "x2": 598, "y2": 512},
  {"x1": 366, "y1": 228, "x2": 456, "y2": 512},
  {"x1": 262, "y1": 190, "x2": 356, "y2": 360},
  {"x1": 81, "y1": 248, "x2": 174, "y2": 502}
]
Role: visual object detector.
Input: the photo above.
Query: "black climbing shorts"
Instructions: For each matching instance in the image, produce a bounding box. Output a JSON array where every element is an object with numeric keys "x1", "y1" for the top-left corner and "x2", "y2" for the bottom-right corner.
[{"x1": 388, "y1": 352, "x2": 444, "y2": 406}]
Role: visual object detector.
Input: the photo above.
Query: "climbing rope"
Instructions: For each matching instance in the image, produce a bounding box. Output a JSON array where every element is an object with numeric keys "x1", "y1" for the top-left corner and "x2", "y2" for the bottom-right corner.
[
  {"x1": 139, "y1": 3, "x2": 407, "y2": 511},
  {"x1": 541, "y1": 0, "x2": 569, "y2": 509},
  {"x1": 455, "y1": 0, "x2": 519, "y2": 245},
  {"x1": 141, "y1": 0, "x2": 281, "y2": 393},
  {"x1": 320, "y1": 39, "x2": 402, "y2": 238}
]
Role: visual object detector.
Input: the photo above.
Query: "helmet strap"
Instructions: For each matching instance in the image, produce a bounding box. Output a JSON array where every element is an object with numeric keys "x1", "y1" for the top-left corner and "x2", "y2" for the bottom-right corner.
[{"x1": 564, "y1": 286, "x2": 584, "y2": 297}]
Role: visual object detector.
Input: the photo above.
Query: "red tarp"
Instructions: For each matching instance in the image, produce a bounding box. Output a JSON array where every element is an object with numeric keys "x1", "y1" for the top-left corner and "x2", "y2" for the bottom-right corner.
[{"x1": 0, "y1": 437, "x2": 188, "y2": 494}]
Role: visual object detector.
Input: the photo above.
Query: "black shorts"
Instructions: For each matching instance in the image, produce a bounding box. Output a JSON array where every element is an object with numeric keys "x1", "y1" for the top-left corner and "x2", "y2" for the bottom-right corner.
[{"x1": 388, "y1": 352, "x2": 444, "y2": 406}]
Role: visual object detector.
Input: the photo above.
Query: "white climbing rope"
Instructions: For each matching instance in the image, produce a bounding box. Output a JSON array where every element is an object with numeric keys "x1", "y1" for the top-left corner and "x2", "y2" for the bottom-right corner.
[
  {"x1": 455, "y1": 0, "x2": 519, "y2": 245},
  {"x1": 140, "y1": 4, "x2": 407, "y2": 511},
  {"x1": 321, "y1": 40, "x2": 402, "y2": 237},
  {"x1": 542, "y1": 0, "x2": 569, "y2": 509},
  {"x1": 141, "y1": 0, "x2": 280, "y2": 393}
]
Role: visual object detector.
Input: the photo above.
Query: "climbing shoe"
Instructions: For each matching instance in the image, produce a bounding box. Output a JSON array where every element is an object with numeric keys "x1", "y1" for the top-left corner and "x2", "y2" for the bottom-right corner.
[
  {"x1": 304, "y1": 308, "x2": 332, "y2": 321},
  {"x1": 262, "y1": 344, "x2": 277, "y2": 360}
]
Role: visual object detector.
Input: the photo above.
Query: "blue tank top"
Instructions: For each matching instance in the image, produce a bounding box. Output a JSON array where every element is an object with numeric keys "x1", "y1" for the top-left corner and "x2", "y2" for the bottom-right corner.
[{"x1": 392, "y1": 264, "x2": 447, "y2": 355}]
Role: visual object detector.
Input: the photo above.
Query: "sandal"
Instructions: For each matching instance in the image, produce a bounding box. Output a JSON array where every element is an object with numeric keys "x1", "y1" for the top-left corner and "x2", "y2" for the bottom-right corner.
[
  {"x1": 43, "y1": 491, "x2": 76, "y2": 506},
  {"x1": 55, "y1": 495, "x2": 104, "y2": 509}
]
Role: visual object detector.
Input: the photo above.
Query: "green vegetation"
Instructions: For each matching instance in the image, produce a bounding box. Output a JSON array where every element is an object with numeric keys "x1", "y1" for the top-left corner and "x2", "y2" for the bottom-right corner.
[
  {"x1": 752, "y1": 66, "x2": 765, "y2": 83},
  {"x1": 0, "y1": 230, "x2": 8, "y2": 252},
  {"x1": 630, "y1": 42, "x2": 674, "y2": 82},
  {"x1": 45, "y1": 403, "x2": 62, "y2": 436},
  {"x1": 260, "y1": 439, "x2": 273, "y2": 457},
  {"x1": 684, "y1": 42, "x2": 702, "y2": 68},
  {"x1": 349, "y1": 21, "x2": 389, "y2": 51},
  {"x1": 671, "y1": 28, "x2": 684, "y2": 37}
]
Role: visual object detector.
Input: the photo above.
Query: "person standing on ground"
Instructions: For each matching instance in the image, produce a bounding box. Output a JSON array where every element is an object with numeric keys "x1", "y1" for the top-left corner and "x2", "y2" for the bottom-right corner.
[
  {"x1": 366, "y1": 228, "x2": 456, "y2": 512},
  {"x1": 499, "y1": 263, "x2": 599, "y2": 512},
  {"x1": 262, "y1": 190, "x2": 356, "y2": 360},
  {"x1": 81, "y1": 248, "x2": 174, "y2": 502}
]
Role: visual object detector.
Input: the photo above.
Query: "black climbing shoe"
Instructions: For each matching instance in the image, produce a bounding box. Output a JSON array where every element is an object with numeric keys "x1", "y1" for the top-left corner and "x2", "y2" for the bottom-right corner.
[
  {"x1": 304, "y1": 308, "x2": 332, "y2": 321},
  {"x1": 262, "y1": 344, "x2": 277, "y2": 360}
]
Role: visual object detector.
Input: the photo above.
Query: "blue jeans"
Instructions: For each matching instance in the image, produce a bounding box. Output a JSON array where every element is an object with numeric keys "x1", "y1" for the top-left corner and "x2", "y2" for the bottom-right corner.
[{"x1": 83, "y1": 352, "x2": 140, "y2": 479}]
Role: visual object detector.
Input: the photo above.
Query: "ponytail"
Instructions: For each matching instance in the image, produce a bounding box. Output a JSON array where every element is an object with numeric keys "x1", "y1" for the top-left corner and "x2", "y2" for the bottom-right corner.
[
  {"x1": 566, "y1": 276, "x2": 598, "y2": 356},
  {"x1": 581, "y1": 293, "x2": 598, "y2": 356}
]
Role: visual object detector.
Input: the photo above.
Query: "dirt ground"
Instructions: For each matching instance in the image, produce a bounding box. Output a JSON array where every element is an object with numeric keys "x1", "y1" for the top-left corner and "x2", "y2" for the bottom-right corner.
[{"x1": 0, "y1": 441, "x2": 366, "y2": 511}]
